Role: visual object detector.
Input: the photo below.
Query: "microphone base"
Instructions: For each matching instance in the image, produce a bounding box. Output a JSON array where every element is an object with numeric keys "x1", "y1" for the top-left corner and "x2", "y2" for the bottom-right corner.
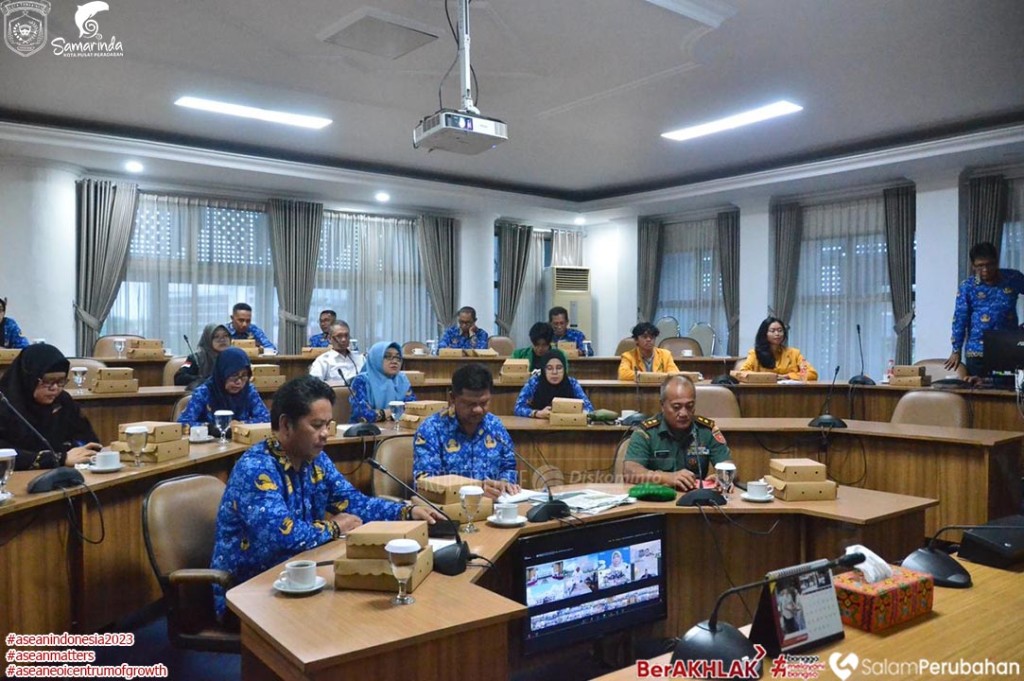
[
  {"x1": 901, "y1": 547, "x2": 972, "y2": 588},
  {"x1": 849, "y1": 374, "x2": 876, "y2": 386},
  {"x1": 809, "y1": 414, "x2": 847, "y2": 429},
  {"x1": 432, "y1": 541, "x2": 470, "y2": 576},
  {"x1": 526, "y1": 500, "x2": 571, "y2": 523},
  {"x1": 671, "y1": 620, "x2": 762, "y2": 676},
  {"x1": 676, "y1": 489, "x2": 727, "y2": 507}
]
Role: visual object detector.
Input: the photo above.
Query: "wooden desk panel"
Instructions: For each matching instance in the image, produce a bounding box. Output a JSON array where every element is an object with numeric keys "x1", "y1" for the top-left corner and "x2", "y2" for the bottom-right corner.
[{"x1": 401, "y1": 356, "x2": 740, "y2": 382}]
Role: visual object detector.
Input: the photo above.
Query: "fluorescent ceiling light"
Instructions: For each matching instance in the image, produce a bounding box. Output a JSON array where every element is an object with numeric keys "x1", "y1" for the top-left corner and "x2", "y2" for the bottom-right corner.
[
  {"x1": 124, "y1": 160, "x2": 144, "y2": 173},
  {"x1": 174, "y1": 96, "x2": 332, "y2": 130},
  {"x1": 374, "y1": 192, "x2": 390, "y2": 203},
  {"x1": 662, "y1": 100, "x2": 802, "y2": 142},
  {"x1": 573, "y1": 216, "x2": 586, "y2": 226}
]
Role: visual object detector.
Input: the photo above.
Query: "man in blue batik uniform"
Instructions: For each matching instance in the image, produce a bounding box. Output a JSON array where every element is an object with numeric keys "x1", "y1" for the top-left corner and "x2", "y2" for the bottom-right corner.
[
  {"x1": 0, "y1": 298, "x2": 29, "y2": 349},
  {"x1": 307, "y1": 309, "x2": 336, "y2": 348},
  {"x1": 946, "y1": 242, "x2": 1024, "y2": 377},
  {"x1": 210, "y1": 376, "x2": 442, "y2": 618},
  {"x1": 413, "y1": 363, "x2": 520, "y2": 499},
  {"x1": 437, "y1": 306, "x2": 489, "y2": 350},
  {"x1": 227, "y1": 302, "x2": 278, "y2": 352},
  {"x1": 549, "y1": 306, "x2": 593, "y2": 356}
]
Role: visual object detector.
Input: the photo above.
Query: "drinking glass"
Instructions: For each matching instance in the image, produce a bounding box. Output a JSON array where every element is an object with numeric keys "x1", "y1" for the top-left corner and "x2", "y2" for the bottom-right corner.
[
  {"x1": 386, "y1": 539, "x2": 420, "y2": 606},
  {"x1": 460, "y1": 485, "x2": 484, "y2": 534},
  {"x1": 350, "y1": 339, "x2": 360, "y2": 353},
  {"x1": 71, "y1": 367, "x2": 88, "y2": 394},
  {"x1": 581, "y1": 340, "x2": 592, "y2": 357},
  {"x1": 214, "y1": 410, "x2": 234, "y2": 445},
  {"x1": 426, "y1": 339, "x2": 437, "y2": 356},
  {"x1": 388, "y1": 400, "x2": 405, "y2": 431},
  {"x1": 125, "y1": 426, "x2": 148, "y2": 468},
  {"x1": 715, "y1": 463, "x2": 736, "y2": 493},
  {"x1": 113, "y1": 339, "x2": 126, "y2": 359},
  {"x1": 0, "y1": 449, "x2": 16, "y2": 498}
]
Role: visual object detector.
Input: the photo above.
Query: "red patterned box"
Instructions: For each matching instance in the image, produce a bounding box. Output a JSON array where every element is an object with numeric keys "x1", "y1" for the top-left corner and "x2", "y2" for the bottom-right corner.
[{"x1": 833, "y1": 565, "x2": 933, "y2": 632}]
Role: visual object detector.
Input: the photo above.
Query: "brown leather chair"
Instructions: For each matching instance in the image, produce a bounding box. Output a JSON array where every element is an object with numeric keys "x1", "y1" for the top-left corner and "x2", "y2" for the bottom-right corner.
[
  {"x1": 402, "y1": 341, "x2": 428, "y2": 356},
  {"x1": 163, "y1": 356, "x2": 188, "y2": 386},
  {"x1": 614, "y1": 337, "x2": 636, "y2": 356},
  {"x1": 65, "y1": 357, "x2": 107, "y2": 389},
  {"x1": 695, "y1": 385, "x2": 741, "y2": 418},
  {"x1": 913, "y1": 358, "x2": 969, "y2": 382},
  {"x1": 372, "y1": 435, "x2": 414, "y2": 502},
  {"x1": 93, "y1": 334, "x2": 144, "y2": 358},
  {"x1": 891, "y1": 390, "x2": 969, "y2": 428},
  {"x1": 142, "y1": 474, "x2": 239, "y2": 652},
  {"x1": 171, "y1": 395, "x2": 191, "y2": 421},
  {"x1": 331, "y1": 386, "x2": 352, "y2": 424},
  {"x1": 488, "y1": 336, "x2": 515, "y2": 356},
  {"x1": 659, "y1": 336, "x2": 704, "y2": 357},
  {"x1": 613, "y1": 439, "x2": 630, "y2": 485}
]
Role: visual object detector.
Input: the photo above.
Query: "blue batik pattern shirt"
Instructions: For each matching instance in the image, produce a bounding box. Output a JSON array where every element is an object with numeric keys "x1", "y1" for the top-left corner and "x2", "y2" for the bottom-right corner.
[
  {"x1": 210, "y1": 438, "x2": 405, "y2": 616},
  {"x1": 226, "y1": 322, "x2": 278, "y2": 352},
  {"x1": 513, "y1": 374, "x2": 594, "y2": 417},
  {"x1": 553, "y1": 328, "x2": 593, "y2": 356},
  {"x1": 348, "y1": 374, "x2": 417, "y2": 423},
  {"x1": 177, "y1": 383, "x2": 270, "y2": 427},
  {"x1": 413, "y1": 410, "x2": 518, "y2": 484},
  {"x1": 307, "y1": 333, "x2": 330, "y2": 348},
  {"x1": 950, "y1": 269, "x2": 1024, "y2": 357},
  {"x1": 1, "y1": 317, "x2": 28, "y2": 349},
  {"x1": 437, "y1": 325, "x2": 489, "y2": 350}
]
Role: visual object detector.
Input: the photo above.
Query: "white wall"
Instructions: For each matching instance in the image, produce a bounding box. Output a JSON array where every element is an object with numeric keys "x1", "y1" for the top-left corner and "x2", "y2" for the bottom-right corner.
[
  {"x1": 913, "y1": 173, "x2": 962, "y2": 360},
  {"x1": 0, "y1": 160, "x2": 80, "y2": 355},
  {"x1": 736, "y1": 198, "x2": 771, "y2": 353},
  {"x1": 584, "y1": 217, "x2": 638, "y2": 356},
  {"x1": 455, "y1": 212, "x2": 498, "y2": 336}
]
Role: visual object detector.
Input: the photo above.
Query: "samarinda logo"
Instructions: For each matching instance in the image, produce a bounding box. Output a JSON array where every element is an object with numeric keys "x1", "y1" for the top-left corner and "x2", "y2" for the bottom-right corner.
[
  {"x1": 1, "y1": 0, "x2": 50, "y2": 57},
  {"x1": 51, "y1": 0, "x2": 123, "y2": 57},
  {"x1": 1, "y1": 0, "x2": 123, "y2": 57}
]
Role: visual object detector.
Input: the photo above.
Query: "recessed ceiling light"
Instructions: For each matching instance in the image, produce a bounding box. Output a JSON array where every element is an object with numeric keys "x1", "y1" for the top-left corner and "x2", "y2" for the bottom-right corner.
[
  {"x1": 573, "y1": 216, "x2": 586, "y2": 226},
  {"x1": 174, "y1": 96, "x2": 332, "y2": 130},
  {"x1": 662, "y1": 100, "x2": 802, "y2": 142},
  {"x1": 375, "y1": 192, "x2": 391, "y2": 203},
  {"x1": 124, "y1": 161, "x2": 144, "y2": 173}
]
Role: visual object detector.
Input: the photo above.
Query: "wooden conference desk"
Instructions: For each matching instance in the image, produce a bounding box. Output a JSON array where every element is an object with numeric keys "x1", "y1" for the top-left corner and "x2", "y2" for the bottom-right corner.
[
  {"x1": 228, "y1": 485, "x2": 936, "y2": 681},
  {"x1": 596, "y1": 561, "x2": 1024, "y2": 681},
  {"x1": 402, "y1": 356, "x2": 741, "y2": 381}
]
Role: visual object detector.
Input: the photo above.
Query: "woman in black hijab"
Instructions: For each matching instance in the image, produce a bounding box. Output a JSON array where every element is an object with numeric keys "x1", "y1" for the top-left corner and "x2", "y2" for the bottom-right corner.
[
  {"x1": 513, "y1": 352, "x2": 594, "y2": 419},
  {"x1": 0, "y1": 344, "x2": 101, "y2": 470}
]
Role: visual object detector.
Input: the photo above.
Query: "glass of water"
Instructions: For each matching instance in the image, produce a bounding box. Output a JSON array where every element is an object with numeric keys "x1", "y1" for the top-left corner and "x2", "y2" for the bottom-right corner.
[
  {"x1": 582, "y1": 340, "x2": 592, "y2": 357},
  {"x1": 214, "y1": 410, "x2": 234, "y2": 445},
  {"x1": 386, "y1": 539, "x2": 420, "y2": 606},
  {"x1": 124, "y1": 426, "x2": 149, "y2": 468},
  {"x1": 0, "y1": 449, "x2": 16, "y2": 497},
  {"x1": 426, "y1": 339, "x2": 437, "y2": 355},
  {"x1": 113, "y1": 339, "x2": 126, "y2": 359},
  {"x1": 388, "y1": 400, "x2": 406, "y2": 431},
  {"x1": 459, "y1": 485, "x2": 484, "y2": 534},
  {"x1": 71, "y1": 367, "x2": 88, "y2": 394},
  {"x1": 350, "y1": 339, "x2": 360, "y2": 353}
]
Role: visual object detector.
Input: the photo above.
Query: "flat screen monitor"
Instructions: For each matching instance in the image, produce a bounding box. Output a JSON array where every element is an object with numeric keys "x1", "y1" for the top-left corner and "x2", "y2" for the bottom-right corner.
[
  {"x1": 514, "y1": 514, "x2": 667, "y2": 655},
  {"x1": 982, "y1": 329, "x2": 1024, "y2": 375}
]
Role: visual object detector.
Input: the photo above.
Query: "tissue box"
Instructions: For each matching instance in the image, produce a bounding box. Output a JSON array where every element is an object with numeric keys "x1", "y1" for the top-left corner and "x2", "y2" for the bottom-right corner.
[
  {"x1": 636, "y1": 372, "x2": 668, "y2": 383},
  {"x1": 405, "y1": 401, "x2": 448, "y2": 418},
  {"x1": 113, "y1": 437, "x2": 189, "y2": 463},
  {"x1": 769, "y1": 458, "x2": 826, "y2": 482},
  {"x1": 402, "y1": 370, "x2": 426, "y2": 386},
  {"x1": 550, "y1": 412, "x2": 588, "y2": 427},
  {"x1": 231, "y1": 422, "x2": 272, "y2": 445},
  {"x1": 764, "y1": 475, "x2": 837, "y2": 501},
  {"x1": 117, "y1": 421, "x2": 182, "y2": 444},
  {"x1": 346, "y1": 521, "x2": 428, "y2": 560},
  {"x1": 892, "y1": 365, "x2": 926, "y2": 377},
  {"x1": 417, "y1": 474, "x2": 482, "y2": 504},
  {"x1": 438, "y1": 348, "x2": 465, "y2": 357},
  {"x1": 834, "y1": 565, "x2": 934, "y2": 632},
  {"x1": 551, "y1": 397, "x2": 583, "y2": 414},
  {"x1": 730, "y1": 371, "x2": 778, "y2": 384},
  {"x1": 91, "y1": 379, "x2": 140, "y2": 394},
  {"x1": 334, "y1": 546, "x2": 433, "y2": 593}
]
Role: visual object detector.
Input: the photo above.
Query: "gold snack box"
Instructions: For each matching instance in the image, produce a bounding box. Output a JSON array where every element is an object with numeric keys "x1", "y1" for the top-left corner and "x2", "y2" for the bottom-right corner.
[
  {"x1": 113, "y1": 437, "x2": 189, "y2": 463},
  {"x1": 551, "y1": 397, "x2": 583, "y2": 414},
  {"x1": 636, "y1": 371, "x2": 668, "y2": 384},
  {"x1": 892, "y1": 364, "x2": 926, "y2": 377},
  {"x1": 346, "y1": 521, "x2": 428, "y2": 560},
  {"x1": 730, "y1": 371, "x2": 779, "y2": 384},
  {"x1": 401, "y1": 370, "x2": 426, "y2": 386},
  {"x1": 128, "y1": 339, "x2": 164, "y2": 349},
  {"x1": 890, "y1": 375, "x2": 931, "y2": 387},
  {"x1": 91, "y1": 379, "x2": 140, "y2": 394},
  {"x1": 96, "y1": 367, "x2": 134, "y2": 381},
  {"x1": 250, "y1": 364, "x2": 280, "y2": 377},
  {"x1": 417, "y1": 474, "x2": 483, "y2": 505},
  {"x1": 769, "y1": 457, "x2": 827, "y2": 483},
  {"x1": 231, "y1": 422, "x2": 273, "y2": 445},
  {"x1": 334, "y1": 547, "x2": 433, "y2": 593},
  {"x1": 301, "y1": 346, "x2": 330, "y2": 356},
  {"x1": 438, "y1": 348, "x2": 465, "y2": 357},
  {"x1": 550, "y1": 412, "x2": 588, "y2": 427},
  {"x1": 404, "y1": 401, "x2": 448, "y2": 418},
  {"x1": 117, "y1": 421, "x2": 183, "y2": 444},
  {"x1": 251, "y1": 375, "x2": 286, "y2": 390},
  {"x1": 763, "y1": 475, "x2": 838, "y2": 501}
]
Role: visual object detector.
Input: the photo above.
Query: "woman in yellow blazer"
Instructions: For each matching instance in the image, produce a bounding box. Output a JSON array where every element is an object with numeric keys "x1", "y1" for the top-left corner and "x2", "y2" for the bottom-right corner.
[
  {"x1": 618, "y1": 322, "x2": 680, "y2": 381},
  {"x1": 739, "y1": 317, "x2": 818, "y2": 380}
]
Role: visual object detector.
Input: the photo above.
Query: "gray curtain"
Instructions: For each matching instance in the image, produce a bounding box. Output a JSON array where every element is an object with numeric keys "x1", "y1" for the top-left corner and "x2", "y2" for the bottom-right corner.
[
  {"x1": 495, "y1": 220, "x2": 534, "y2": 336},
  {"x1": 74, "y1": 179, "x2": 139, "y2": 355},
  {"x1": 637, "y1": 217, "x2": 663, "y2": 322},
  {"x1": 716, "y1": 208, "x2": 741, "y2": 356},
  {"x1": 965, "y1": 175, "x2": 1009, "y2": 276},
  {"x1": 268, "y1": 199, "x2": 324, "y2": 353},
  {"x1": 770, "y1": 203, "x2": 803, "y2": 325},
  {"x1": 417, "y1": 214, "x2": 459, "y2": 335},
  {"x1": 884, "y1": 186, "x2": 916, "y2": 364}
]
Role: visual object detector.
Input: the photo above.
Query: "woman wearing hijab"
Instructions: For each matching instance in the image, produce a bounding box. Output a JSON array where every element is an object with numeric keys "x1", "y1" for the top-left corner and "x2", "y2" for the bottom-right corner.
[
  {"x1": 349, "y1": 341, "x2": 417, "y2": 423},
  {"x1": 174, "y1": 323, "x2": 232, "y2": 387},
  {"x1": 177, "y1": 347, "x2": 270, "y2": 433},
  {"x1": 514, "y1": 352, "x2": 593, "y2": 419},
  {"x1": 0, "y1": 344, "x2": 101, "y2": 470},
  {"x1": 739, "y1": 317, "x2": 818, "y2": 380}
]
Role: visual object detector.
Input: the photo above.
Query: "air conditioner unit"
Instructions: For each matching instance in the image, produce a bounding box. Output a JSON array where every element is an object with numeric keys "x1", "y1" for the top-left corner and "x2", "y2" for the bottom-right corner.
[{"x1": 543, "y1": 267, "x2": 592, "y2": 339}]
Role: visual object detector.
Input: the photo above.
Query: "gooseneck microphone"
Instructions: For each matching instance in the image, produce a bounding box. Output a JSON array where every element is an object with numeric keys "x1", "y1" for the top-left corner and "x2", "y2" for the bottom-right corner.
[
  {"x1": 365, "y1": 458, "x2": 471, "y2": 576},
  {"x1": 183, "y1": 334, "x2": 203, "y2": 376},
  {"x1": 849, "y1": 324, "x2": 876, "y2": 386},
  {"x1": 902, "y1": 523, "x2": 1023, "y2": 588},
  {"x1": 809, "y1": 365, "x2": 847, "y2": 429},
  {"x1": 510, "y1": 449, "x2": 571, "y2": 522}
]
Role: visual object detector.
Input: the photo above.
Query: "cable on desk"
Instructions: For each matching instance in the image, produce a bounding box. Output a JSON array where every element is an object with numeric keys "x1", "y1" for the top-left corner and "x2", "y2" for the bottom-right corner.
[
  {"x1": 710, "y1": 503, "x2": 781, "y2": 536},
  {"x1": 61, "y1": 484, "x2": 105, "y2": 545},
  {"x1": 819, "y1": 434, "x2": 868, "y2": 487},
  {"x1": 752, "y1": 431, "x2": 814, "y2": 455},
  {"x1": 469, "y1": 556, "x2": 495, "y2": 569}
]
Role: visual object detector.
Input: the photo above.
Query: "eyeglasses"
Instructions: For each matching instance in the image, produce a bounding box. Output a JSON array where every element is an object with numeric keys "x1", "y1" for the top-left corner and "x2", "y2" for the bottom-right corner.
[
  {"x1": 37, "y1": 377, "x2": 68, "y2": 390},
  {"x1": 225, "y1": 371, "x2": 250, "y2": 385},
  {"x1": 383, "y1": 353, "x2": 402, "y2": 362}
]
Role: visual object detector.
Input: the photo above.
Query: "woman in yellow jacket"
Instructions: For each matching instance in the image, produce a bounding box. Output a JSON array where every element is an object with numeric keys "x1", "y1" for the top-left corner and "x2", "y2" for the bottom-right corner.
[
  {"x1": 617, "y1": 322, "x2": 680, "y2": 381},
  {"x1": 739, "y1": 317, "x2": 818, "y2": 380}
]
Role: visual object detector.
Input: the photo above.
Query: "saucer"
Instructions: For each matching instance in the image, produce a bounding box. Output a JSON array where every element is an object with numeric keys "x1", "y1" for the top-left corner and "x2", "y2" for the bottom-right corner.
[
  {"x1": 189, "y1": 435, "x2": 215, "y2": 444},
  {"x1": 0, "y1": 491, "x2": 12, "y2": 505},
  {"x1": 273, "y1": 575, "x2": 326, "y2": 595},
  {"x1": 740, "y1": 492, "x2": 774, "y2": 503},
  {"x1": 487, "y1": 514, "x2": 527, "y2": 527},
  {"x1": 88, "y1": 463, "x2": 124, "y2": 474}
]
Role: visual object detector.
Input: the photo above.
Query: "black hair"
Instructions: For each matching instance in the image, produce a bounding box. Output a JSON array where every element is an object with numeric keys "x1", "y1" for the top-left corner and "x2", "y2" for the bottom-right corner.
[
  {"x1": 320, "y1": 309, "x2": 337, "y2": 319},
  {"x1": 457, "y1": 306, "x2": 477, "y2": 321},
  {"x1": 271, "y1": 376, "x2": 335, "y2": 431},
  {"x1": 0, "y1": 297, "x2": 6, "y2": 312},
  {"x1": 969, "y1": 242, "x2": 998, "y2": 262},
  {"x1": 754, "y1": 316, "x2": 788, "y2": 369},
  {"x1": 631, "y1": 322, "x2": 659, "y2": 339},
  {"x1": 548, "y1": 306, "x2": 569, "y2": 321},
  {"x1": 451, "y1": 363, "x2": 493, "y2": 395},
  {"x1": 232, "y1": 302, "x2": 252, "y2": 314},
  {"x1": 529, "y1": 322, "x2": 554, "y2": 345}
]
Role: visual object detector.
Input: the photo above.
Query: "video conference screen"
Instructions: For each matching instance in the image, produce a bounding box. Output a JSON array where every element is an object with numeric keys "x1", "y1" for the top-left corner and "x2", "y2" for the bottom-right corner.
[{"x1": 515, "y1": 514, "x2": 667, "y2": 654}]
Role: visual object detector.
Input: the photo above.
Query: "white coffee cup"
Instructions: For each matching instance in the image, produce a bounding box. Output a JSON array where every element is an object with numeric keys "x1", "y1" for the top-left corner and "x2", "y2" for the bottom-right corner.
[
  {"x1": 189, "y1": 425, "x2": 209, "y2": 442},
  {"x1": 279, "y1": 559, "x2": 317, "y2": 589},
  {"x1": 746, "y1": 479, "x2": 774, "y2": 500},
  {"x1": 682, "y1": 349, "x2": 694, "y2": 357},
  {"x1": 90, "y1": 451, "x2": 120, "y2": 470},
  {"x1": 494, "y1": 502, "x2": 518, "y2": 523},
  {"x1": 413, "y1": 348, "x2": 425, "y2": 355}
]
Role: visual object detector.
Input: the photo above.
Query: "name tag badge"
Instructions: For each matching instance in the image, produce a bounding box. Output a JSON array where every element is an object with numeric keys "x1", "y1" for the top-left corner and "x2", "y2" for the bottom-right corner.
[{"x1": 654, "y1": 449, "x2": 671, "y2": 459}]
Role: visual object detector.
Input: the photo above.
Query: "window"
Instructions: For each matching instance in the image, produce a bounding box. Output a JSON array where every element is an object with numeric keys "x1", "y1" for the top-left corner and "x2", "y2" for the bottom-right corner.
[{"x1": 655, "y1": 217, "x2": 726, "y2": 343}]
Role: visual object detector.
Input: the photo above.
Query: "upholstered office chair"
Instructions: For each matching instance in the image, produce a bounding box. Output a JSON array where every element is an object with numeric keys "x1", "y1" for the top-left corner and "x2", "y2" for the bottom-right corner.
[
  {"x1": 891, "y1": 390, "x2": 969, "y2": 428},
  {"x1": 92, "y1": 334, "x2": 144, "y2": 358},
  {"x1": 142, "y1": 475, "x2": 239, "y2": 652},
  {"x1": 687, "y1": 322, "x2": 716, "y2": 357},
  {"x1": 488, "y1": 336, "x2": 515, "y2": 356},
  {"x1": 162, "y1": 356, "x2": 188, "y2": 386},
  {"x1": 694, "y1": 385, "x2": 741, "y2": 418},
  {"x1": 913, "y1": 358, "x2": 969, "y2": 382},
  {"x1": 613, "y1": 439, "x2": 630, "y2": 485},
  {"x1": 402, "y1": 341, "x2": 428, "y2": 356},
  {"x1": 171, "y1": 395, "x2": 191, "y2": 421},
  {"x1": 372, "y1": 435, "x2": 414, "y2": 502},
  {"x1": 332, "y1": 386, "x2": 352, "y2": 424},
  {"x1": 659, "y1": 336, "x2": 703, "y2": 357},
  {"x1": 654, "y1": 316, "x2": 680, "y2": 340},
  {"x1": 65, "y1": 357, "x2": 107, "y2": 389},
  {"x1": 614, "y1": 337, "x2": 636, "y2": 356}
]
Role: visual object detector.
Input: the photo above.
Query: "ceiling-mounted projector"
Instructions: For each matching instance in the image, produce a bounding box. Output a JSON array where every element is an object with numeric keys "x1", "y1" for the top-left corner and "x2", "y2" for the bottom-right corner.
[{"x1": 413, "y1": 110, "x2": 508, "y2": 155}]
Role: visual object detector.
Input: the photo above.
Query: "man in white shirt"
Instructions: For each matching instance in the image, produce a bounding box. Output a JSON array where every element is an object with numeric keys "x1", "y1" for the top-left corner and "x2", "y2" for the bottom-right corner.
[{"x1": 308, "y1": 321, "x2": 364, "y2": 383}]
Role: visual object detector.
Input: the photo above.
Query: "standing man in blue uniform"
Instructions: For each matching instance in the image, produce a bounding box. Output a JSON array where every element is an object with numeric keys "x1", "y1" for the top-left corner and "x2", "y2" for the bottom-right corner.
[
  {"x1": 946, "y1": 242, "x2": 1024, "y2": 376},
  {"x1": 437, "y1": 306, "x2": 489, "y2": 350}
]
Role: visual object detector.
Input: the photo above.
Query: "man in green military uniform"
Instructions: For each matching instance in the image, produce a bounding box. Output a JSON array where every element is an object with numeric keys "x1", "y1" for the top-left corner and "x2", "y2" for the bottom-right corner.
[{"x1": 622, "y1": 375, "x2": 732, "y2": 491}]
